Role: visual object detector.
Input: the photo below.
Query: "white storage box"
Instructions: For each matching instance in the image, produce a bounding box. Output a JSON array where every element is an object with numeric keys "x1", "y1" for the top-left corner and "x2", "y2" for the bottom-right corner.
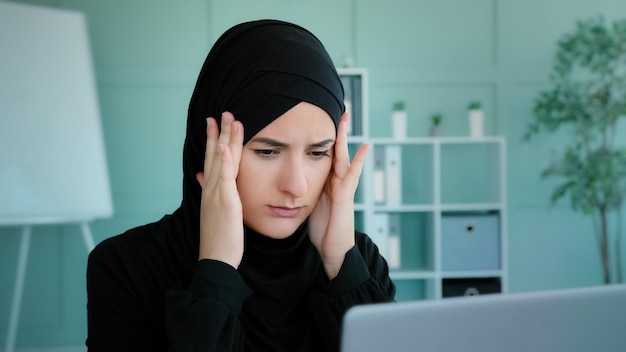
[{"x1": 441, "y1": 214, "x2": 500, "y2": 271}]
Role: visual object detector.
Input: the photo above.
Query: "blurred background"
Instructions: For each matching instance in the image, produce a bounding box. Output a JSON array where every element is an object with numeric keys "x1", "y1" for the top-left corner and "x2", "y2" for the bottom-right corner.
[{"x1": 1, "y1": 0, "x2": 625, "y2": 350}]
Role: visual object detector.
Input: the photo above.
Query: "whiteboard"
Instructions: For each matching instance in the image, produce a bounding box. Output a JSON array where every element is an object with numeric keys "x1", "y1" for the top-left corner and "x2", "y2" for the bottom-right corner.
[{"x1": 0, "y1": 2, "x2": 113, "y2": 225}]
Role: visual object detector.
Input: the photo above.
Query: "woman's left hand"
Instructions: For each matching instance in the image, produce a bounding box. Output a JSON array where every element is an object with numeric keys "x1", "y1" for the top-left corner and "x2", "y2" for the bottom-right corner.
[{"x1": 309, "y1": 113, "x2": 370, "y2": 279}]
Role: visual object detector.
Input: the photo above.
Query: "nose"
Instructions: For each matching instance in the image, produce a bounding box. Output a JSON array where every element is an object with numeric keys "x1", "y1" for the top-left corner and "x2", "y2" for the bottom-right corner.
[{"x1": 277, "y1": 156, "x2": 308, "y2": 198}]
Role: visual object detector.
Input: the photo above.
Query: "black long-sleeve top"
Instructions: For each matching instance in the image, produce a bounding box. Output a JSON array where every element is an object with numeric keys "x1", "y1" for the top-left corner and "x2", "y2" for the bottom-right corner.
[{"x1": 86, "y1": 213, "x2": 395, "y2": 352}]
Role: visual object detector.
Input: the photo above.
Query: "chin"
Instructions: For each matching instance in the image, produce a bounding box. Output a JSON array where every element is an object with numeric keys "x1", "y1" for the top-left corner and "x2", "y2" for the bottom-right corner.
[{"x1": 248, "y1": 218, "x2": 304, "y2": 239}]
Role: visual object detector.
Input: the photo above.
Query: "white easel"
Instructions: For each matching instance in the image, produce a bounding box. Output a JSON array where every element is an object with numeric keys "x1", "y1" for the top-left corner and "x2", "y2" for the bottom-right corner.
[
  {"x1": 5, "y1": 221, "x2": 96, "y2": 352},
  {"x1": 1, "y1": 2, "x2": 112, "y2": 351}
]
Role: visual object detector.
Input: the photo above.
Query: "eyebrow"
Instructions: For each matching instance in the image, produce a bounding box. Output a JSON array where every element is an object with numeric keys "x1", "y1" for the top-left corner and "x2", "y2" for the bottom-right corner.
[{"x1": 249, "y1": 137, "x2": 335, "y2": 148}]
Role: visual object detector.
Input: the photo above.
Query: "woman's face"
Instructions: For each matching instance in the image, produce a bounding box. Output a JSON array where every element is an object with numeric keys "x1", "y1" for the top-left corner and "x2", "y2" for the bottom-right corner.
[{"x1": 237, "y1": 101, "x2": 335, "y2": 239}]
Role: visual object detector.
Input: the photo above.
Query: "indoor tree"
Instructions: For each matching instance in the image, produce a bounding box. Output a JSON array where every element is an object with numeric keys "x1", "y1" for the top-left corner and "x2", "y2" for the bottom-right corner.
[{"x1": 524, "y1": 16, "x2": 626, "y2": 284}]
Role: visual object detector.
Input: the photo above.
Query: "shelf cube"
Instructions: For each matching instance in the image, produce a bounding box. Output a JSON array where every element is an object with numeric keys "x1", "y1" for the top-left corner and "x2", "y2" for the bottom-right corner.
[{"x1": 441, "y1": 214, "x2": 500, "y2": 271}]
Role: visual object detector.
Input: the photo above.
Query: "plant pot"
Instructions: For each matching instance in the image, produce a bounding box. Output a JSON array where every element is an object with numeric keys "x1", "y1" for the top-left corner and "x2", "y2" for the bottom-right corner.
[
  {"x1": 429, "y1": 125, "x2": 442, "y2": 137},
  {"x1": 392, "y1": 109, "x2": 407, "y2": 139},
  {"x1": 468, "y1": 109, "x2": 484, "y2": 138}
]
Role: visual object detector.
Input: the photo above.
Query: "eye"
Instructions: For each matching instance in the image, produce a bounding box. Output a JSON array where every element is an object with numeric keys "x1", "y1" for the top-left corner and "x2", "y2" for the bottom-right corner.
[
  {"x1": 309, "y1": 150, "x2": 330, "y2": 159},
  {"x1": 254, "y1": 149, "x2": 279, "y2": 158}
]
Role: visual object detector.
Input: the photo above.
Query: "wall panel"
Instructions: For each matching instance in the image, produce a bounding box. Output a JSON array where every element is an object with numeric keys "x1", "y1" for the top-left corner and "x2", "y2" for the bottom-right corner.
[
  {"x1": 1, "y1": 0, "x2": 626, "y2": 348},
  {"x1": 357, "y1": 0, "x2": 496, "y2": 68}
]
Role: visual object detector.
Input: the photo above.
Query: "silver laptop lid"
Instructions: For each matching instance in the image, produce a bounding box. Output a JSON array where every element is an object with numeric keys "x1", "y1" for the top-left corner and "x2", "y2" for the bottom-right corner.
[{"x1": 341, "y1": 284, "x2": 626, "y2": 352}]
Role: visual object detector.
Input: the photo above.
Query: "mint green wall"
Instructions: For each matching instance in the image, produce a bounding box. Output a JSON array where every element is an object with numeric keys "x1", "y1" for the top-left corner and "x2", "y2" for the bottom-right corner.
[{"x1": 1, "y1": 0, "x2": 625, "y2": 347}]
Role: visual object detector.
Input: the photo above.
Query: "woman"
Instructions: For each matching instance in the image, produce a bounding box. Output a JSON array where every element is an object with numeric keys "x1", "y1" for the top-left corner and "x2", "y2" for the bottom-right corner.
[{"x1": 87, "y1": 19, "x2": 395, "y2": 352}]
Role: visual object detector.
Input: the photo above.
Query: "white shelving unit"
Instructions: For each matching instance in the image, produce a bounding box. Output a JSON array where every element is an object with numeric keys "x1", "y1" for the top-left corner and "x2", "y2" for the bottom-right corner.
[{"x1": 339, "y1": 68, "x2": 508, "y2": 302}]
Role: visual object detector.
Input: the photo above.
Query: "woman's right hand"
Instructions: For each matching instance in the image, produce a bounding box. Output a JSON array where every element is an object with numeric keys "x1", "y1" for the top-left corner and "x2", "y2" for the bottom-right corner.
[{"x1": 196, "y1": 112, "x2": 245, "y2": 268}]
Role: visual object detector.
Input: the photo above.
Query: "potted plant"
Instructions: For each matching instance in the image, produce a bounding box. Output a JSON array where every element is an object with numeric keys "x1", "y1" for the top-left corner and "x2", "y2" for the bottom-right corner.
[
  {"x1": 524, "y1": 16, "x2": 626, "y2": 284},
  {"x1": 392, "y1": 101, "x2": 407, "y2": 140},
  {"x1": 429, "y1": 113, "x2": 442, "y2": 136},
  {"x1": 468, "y1": 101, "x2": 484, "y2": 138}
]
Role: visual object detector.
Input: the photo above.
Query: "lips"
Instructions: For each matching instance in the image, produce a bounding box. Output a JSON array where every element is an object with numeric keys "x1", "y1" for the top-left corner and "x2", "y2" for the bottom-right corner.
[{"x1": 268, "y1": 206, "x2": 303, "y2": 218}]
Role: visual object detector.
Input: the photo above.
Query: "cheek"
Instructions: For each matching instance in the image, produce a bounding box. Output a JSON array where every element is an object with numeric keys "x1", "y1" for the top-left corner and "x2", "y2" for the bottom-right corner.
[
  {"x1": 236, "y1": 156, "x2": 263, "y2": 206},
  {"x1": 307, "y1": 159, "x2": 332, "y2": 189}
]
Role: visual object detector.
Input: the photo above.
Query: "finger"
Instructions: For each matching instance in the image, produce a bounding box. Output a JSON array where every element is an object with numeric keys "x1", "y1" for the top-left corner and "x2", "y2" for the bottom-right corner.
[
  {"x1": 218, "y1": 143, "x2": 240, "y2": 205},
  {"x1": 207, "y1": 113, "x2": 234, "y2": 188},
  {"x1": 218, "y1": 112, "x2": 233, "y2": 147},
  {"x1": 333, "y1": 112, "x2": 351, "y2": 179},
  {"x1": 202, "y1": 117, "x2": 219, "y2": 181},
  {"x1": 343, "y1": 143, "x2": 370, "y2": 192},
  {"x1": 223, "y1": 111, "x2": 244, "y2": 175}
]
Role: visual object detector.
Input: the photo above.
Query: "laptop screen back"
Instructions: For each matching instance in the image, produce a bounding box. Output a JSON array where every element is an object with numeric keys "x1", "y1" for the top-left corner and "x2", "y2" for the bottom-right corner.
[{"x1": 341, "y1": 284, "x2": 626, "y2": 352}]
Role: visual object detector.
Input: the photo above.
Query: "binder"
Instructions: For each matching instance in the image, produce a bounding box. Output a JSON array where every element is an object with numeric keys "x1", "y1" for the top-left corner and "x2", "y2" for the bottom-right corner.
[
  {"x1": 385, "y1": 145, "x2": 402, "y2": 206},
  {"x1": 340, "y1": 74, "x2": 362, "y2": 136},
  {"x1": 373, "y1": 146, "x2": 386, "y2": 204},
  {"x1": 371, "y1": 213, "x2": 389, "y2": 260},
  {"x1": 387, "y1": 213, "x2": 401, "y2": 269}
]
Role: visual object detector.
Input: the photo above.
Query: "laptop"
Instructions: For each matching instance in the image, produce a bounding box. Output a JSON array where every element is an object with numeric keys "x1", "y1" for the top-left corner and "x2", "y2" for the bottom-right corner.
[{"x1": 341, "y1": 284, "x2": 626, "y2": 352}]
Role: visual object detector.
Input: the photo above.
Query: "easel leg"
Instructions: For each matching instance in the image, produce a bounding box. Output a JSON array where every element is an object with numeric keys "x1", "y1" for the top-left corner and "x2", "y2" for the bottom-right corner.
[
  {"x1": 5, "y1": 226, "x2": 31, "y2": 352},
  {"x1": 81, "y1": 222, "x2": 95, "y2": 253}
]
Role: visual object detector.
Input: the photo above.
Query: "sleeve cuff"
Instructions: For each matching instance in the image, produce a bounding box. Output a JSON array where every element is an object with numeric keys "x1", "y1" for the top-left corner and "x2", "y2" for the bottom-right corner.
[
  {"x1": 326, "y1": 246, "x2": 370, "y2": 295},
  {"x1": 189, "y1": 259, "x2": 253, "y2": 313}
]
